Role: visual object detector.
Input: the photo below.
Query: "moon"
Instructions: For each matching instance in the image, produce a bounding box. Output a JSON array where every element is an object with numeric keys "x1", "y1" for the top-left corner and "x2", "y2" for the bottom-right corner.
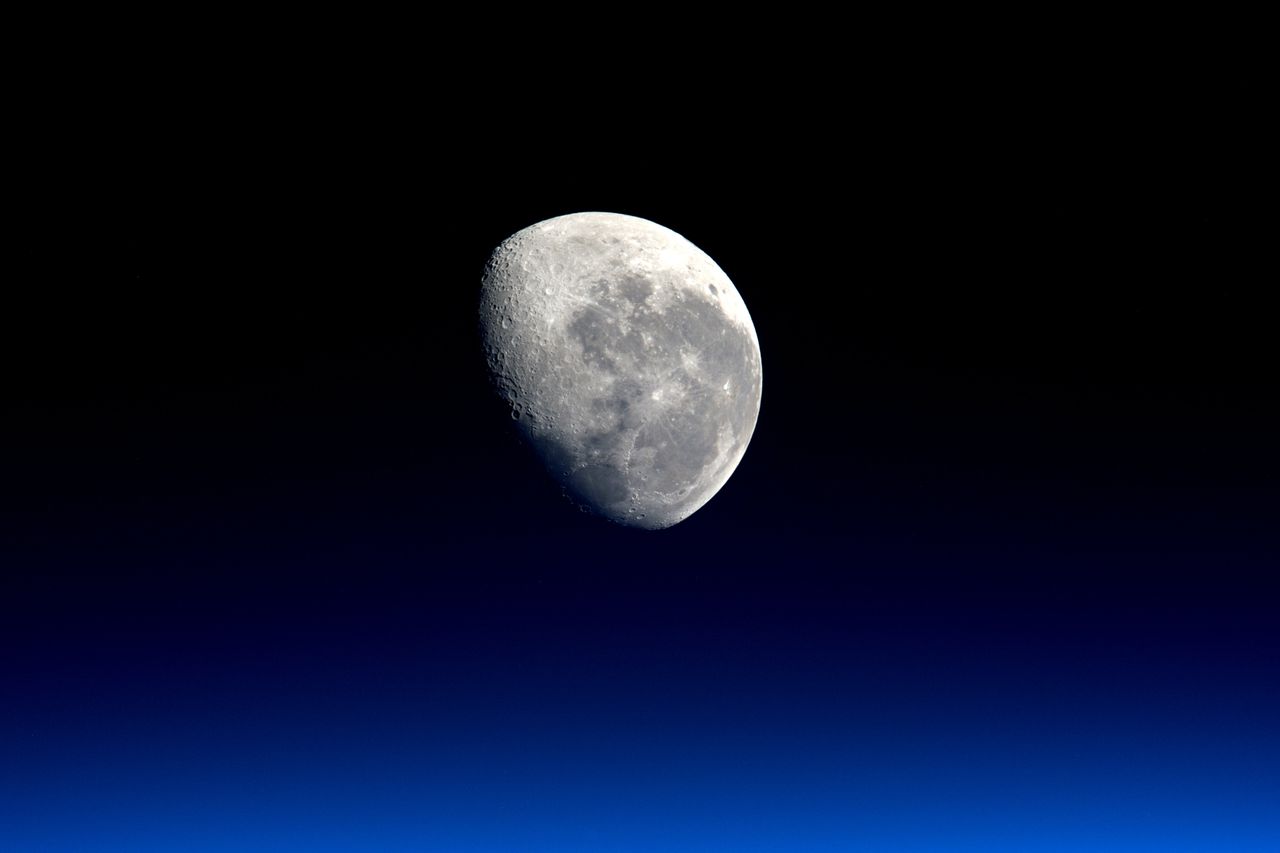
[{"x1": 479, "y1": 212, "x2": 762, "y2": 529}]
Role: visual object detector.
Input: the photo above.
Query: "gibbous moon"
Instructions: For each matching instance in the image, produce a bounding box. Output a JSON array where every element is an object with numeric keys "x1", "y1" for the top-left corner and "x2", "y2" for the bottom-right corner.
[{"x1": 479, "y1": 212, "x2": 762, "y2": 529}]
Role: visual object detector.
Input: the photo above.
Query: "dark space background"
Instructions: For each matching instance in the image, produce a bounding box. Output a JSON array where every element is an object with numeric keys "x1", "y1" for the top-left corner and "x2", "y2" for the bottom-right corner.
[{"x1": 3, "y1": 58, "x2": 1276, "y2": 850}]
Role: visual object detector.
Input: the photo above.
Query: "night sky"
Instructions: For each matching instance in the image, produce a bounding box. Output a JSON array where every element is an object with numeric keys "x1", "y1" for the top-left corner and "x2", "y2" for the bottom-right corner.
[{"x1": 4, "y1": 63, "x2": 1276, "y2": 850}]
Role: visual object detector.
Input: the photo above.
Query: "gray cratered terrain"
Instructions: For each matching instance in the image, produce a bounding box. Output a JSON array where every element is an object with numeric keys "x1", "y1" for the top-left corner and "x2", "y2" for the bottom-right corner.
[{"x1": 479, "y1": 212, "x2": 763, "y2": 529}]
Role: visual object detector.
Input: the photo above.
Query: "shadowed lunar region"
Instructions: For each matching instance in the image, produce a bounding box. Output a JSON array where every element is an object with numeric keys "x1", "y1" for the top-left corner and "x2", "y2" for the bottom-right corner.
[{"x1": 479, "y1": 212, "x2": 762, "y2": 529}]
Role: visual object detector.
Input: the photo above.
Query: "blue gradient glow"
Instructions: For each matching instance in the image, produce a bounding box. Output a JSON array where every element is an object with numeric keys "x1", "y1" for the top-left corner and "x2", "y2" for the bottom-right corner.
[{"x1": 4, "y1": 528, "x2": 1278, "y2": 851}]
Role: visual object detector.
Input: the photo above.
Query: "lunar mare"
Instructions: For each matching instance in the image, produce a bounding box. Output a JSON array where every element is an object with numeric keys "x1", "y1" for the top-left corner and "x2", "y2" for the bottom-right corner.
[{"x1": 479, "y1": 212, "x2": 762, "y2": 529}]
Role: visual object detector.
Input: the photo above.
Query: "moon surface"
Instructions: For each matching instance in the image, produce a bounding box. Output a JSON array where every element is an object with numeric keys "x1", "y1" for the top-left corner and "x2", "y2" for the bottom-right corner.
[{"x1": 479, "y1": 212, "x2": 763, "y2": 529}]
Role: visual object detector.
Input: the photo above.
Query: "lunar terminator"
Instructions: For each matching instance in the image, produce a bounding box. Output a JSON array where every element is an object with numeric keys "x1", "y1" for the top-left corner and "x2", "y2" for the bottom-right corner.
[{"x1": 479, "y1": 212, "x2": 762, "y2": 529}]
